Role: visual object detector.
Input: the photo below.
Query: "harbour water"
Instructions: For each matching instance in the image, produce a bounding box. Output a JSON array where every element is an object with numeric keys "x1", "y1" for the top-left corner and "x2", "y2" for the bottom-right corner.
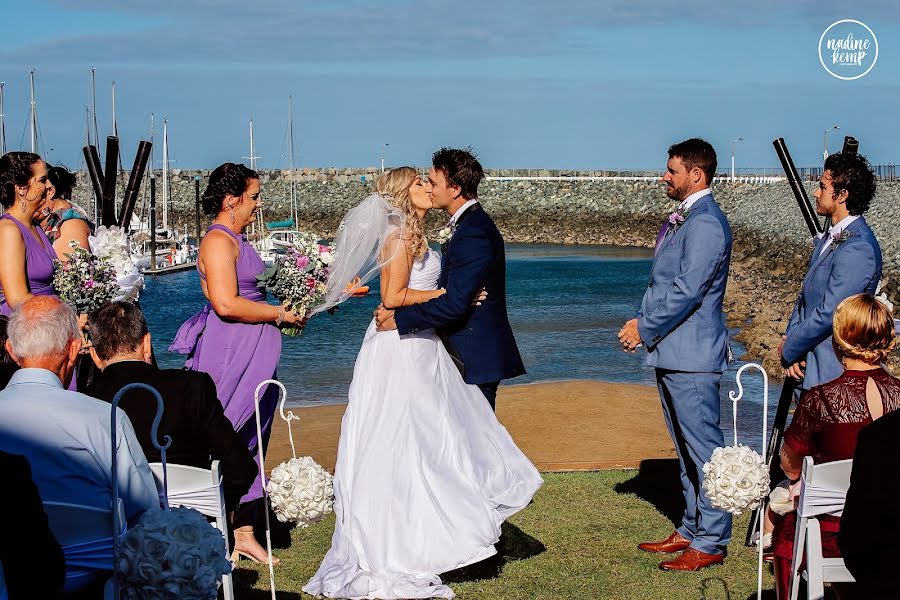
[{"x1": 144, "y1": 243, "x2": 776, "y2": 447}]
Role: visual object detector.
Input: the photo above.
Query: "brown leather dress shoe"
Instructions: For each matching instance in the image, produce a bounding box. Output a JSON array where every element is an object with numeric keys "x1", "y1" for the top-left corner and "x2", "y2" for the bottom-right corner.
[
  {"x1": 638, "y1": 531, "x2": 692, "y2": 554},
  {"x1": 659, "y1": 548, "x2": 725, "y2": 571}
]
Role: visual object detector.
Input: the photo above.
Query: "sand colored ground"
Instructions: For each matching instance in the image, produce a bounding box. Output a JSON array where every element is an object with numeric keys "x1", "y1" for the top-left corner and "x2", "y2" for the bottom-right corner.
[{"x1": 266, "y1": 380, "x2": 675, "y2": 473}]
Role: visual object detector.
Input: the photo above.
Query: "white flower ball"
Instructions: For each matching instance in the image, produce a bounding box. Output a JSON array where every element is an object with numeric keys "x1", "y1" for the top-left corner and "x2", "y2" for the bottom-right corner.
[
  {"x1": 267, "y1": 456, "x2": 334, "y2": 527},
  {"x1": 702, "y1": 444, "x2": 769, "y2": 515}
]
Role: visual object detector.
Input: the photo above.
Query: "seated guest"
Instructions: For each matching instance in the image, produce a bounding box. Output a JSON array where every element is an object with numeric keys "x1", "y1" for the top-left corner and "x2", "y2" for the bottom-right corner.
[
  {"x1": 86, "y1": 301, "x2": 257, "y2": 512},
  {"x1": 772, "y1": 293, "x2": 899, "y2": 599},
  {"x1": 0, "y1": 296, "x2": 158, "y2": 523},
  {"x1": 0, "y1": 450, "x2": 65, "y2": 600},
  {"x1": 839, "y1": 407, "x2": 900, "y2": 597},
  {"x1": 0, "y1": 316, "x2": 17, "y2": 389}
]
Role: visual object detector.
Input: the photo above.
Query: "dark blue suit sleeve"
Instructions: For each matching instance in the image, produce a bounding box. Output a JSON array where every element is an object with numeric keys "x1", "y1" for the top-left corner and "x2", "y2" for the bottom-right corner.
[
  {"x1": 394, "y1": 228, "x2": 493, "y2": 334},
  {"x1": 782, "y1": 240, "x2": 878, "y2": 364}
]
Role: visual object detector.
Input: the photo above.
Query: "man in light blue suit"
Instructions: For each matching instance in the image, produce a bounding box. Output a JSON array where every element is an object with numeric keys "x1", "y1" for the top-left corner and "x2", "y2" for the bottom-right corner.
[
  {"x1": 781, "y1": 152, "x2": 882, "y2": 389},
  {"x1": 619, "y1": 139, "x2": 733, "y2": 571}
]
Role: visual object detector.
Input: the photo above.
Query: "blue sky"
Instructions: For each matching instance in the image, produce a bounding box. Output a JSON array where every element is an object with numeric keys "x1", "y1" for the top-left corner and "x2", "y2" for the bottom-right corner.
[{"x1": 1, "y1": 1, "x2": 898, "y2": 170}]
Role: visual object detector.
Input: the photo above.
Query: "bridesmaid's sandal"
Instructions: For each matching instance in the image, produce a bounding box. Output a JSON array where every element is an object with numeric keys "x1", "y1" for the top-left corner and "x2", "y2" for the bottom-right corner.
[{"x1": 232, "y1": 532, "x2": 281, "y2": 565}]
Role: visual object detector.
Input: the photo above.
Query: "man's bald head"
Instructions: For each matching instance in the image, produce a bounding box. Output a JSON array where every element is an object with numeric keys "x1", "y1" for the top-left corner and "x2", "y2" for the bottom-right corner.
[{"x1": 7, "y1": 296, "x2": 79, "y2": 365}]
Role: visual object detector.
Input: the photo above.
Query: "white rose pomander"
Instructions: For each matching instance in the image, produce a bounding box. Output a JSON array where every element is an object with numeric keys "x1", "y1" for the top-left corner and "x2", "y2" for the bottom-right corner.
[
  {"x1": 116, "y1": 506, "x2": 231, "y2": 600},
  {"x1": 267, "y1": 456, "x2": 334, "y2": 527},
  {"x1": 90, "y1": 225, "x2": 144, "y2": 301},
  {"x1": 702, "y1": 444, "x2": 770, "y2": 515}
]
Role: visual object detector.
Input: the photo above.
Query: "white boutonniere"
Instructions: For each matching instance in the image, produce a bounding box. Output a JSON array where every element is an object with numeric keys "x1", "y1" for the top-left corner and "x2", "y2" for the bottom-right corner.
[{"x1": 433, "y1": 222, "x2": 456, "y2": 245}]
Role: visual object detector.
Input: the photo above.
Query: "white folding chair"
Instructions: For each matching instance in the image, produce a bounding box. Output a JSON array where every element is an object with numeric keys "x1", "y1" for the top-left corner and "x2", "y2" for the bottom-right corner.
[
  {"x1": 789, "y1": 456, "x2": 855, "y2": 600},
  {"x1": 43, "y1": 499, "x2": 126, "y2": 598},
  {"x1": 149, "y1": 460, "x2": 233, "y2": 600}
]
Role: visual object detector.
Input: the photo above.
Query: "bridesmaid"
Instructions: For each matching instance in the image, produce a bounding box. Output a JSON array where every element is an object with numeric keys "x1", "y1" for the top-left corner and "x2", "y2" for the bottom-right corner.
[
  {"x1": 0, "y1": 152, "x2": 57, "y2": 316},
  {"x1": 170, "y1": 162, "x2": 303, "y2": 564}
]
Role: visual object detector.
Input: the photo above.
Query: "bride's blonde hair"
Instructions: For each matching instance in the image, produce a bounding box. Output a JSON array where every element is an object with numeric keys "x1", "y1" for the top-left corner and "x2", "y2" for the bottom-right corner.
[{"x1": 375, "y1": 167, "x2": 427, "y2": 259}]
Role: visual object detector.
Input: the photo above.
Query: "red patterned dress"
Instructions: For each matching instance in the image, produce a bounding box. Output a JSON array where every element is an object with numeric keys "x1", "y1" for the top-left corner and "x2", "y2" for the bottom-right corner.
[{"x1": 773, "y1": 367, "x2": 900, "y2": 563}]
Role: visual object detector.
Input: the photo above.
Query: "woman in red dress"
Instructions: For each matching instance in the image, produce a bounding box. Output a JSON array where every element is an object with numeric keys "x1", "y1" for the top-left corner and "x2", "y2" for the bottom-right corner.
[{"x1": 773, "y1": 293, "x2": 899, "y2": 599}]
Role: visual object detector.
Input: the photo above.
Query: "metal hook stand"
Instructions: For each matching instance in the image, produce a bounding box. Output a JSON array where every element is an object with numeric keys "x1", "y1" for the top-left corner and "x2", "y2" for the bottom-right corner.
[
  {"x1": 729, "y1": 363, "x2": 770, "y2": 600},
  {"x1": 254, "y1": 379, "x2": 288, "y2": 600},
  {"x1": 110, "y1": 382, "x2": 171, "y2": 600}
]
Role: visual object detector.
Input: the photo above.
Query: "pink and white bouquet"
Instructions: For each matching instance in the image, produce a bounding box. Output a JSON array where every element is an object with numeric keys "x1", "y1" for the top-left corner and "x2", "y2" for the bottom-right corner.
[
  {"x1": 256, "y1": 232, "x2": 335, "y2": 335},
  {"x1": 90, "y1": 225, "x2": 144, "y2": 301},
  {"x1": 116, "y1": 506, "x2": 231, "y2": 600},
  {"x1": 53, "y1": 241, "x2": 120, "y2": 313}
]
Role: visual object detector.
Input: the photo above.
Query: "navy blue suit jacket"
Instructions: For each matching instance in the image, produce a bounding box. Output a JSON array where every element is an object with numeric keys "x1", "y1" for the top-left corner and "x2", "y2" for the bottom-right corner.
[{"x1": 394, "y1": 203, "x2": 526, "y2": 385}]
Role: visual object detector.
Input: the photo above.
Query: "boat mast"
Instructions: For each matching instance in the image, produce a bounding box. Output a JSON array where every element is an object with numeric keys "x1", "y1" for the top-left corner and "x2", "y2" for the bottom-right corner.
[
  {"x1": 288, "y1": 95, "x2": 297, "y2": 226},
  {"x1": 0, "y1": 81, "x2": 6, "y2": 156},
  {"x1": 90, "y1": 68, "x2": 100, "y2": 221},
  {"x1": 111, "y1": 81, "x2": 118, "y2": 137},
  {"x1": 162, "y1": 119, "x2": 169, "y2": 232},
  {"x1": 28, "y1": 69, "x2": 37, "y2": 153},
  {"x1": 244, "y1": 117, "x2": 262, "y2": 236}
]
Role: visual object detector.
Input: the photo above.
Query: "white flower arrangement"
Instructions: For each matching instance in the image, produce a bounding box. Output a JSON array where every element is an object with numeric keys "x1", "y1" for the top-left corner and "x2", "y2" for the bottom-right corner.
[
  {"x1": 256, "y1": 232, "x2": 335, "y2": 335},
  {"x1": 116, "y1": 506, "x2": 231, "y2": 600},
  {"x1": 702, "y1": 444, "x2": 770, "y2": 515},
  {"x1": 433, "y1": 224, "x2": 455, "y2": 245},
  {"x1": 53, "y1": 242, "x2": 121, "y2": 313},
  {"x1": 90, "y1": 225, "x2": 144, "y2": 301},
  {"x1": 266, "y1": 456, "x2": 334, "y2": 527}
]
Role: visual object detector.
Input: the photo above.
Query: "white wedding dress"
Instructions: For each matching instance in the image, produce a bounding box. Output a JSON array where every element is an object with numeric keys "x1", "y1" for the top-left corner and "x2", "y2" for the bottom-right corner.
[{"x1": 303, "y1": 248, "x2": 543, "y2": 599}]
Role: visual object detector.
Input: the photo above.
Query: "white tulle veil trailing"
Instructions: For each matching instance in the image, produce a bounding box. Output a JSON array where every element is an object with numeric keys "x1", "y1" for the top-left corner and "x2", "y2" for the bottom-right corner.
[{"x1": 309, "y1": 193, "x2": 405, "y2": 316}]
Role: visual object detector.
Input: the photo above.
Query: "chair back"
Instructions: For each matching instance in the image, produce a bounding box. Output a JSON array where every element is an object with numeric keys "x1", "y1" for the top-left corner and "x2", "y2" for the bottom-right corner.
[
  {"x1": 148, "y1": 460, "x2": 233, "y2": 600},
  {"x1": 43, "y1": 500, "x2": 126, "y2": 594},
  {"x1": 789, "y1": 456, "x2": 854, "y2": 600}
]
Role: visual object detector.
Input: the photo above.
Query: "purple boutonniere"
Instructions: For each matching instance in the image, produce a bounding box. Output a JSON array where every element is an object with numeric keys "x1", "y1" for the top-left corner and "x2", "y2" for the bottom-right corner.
[
  {"x1": 668, "y1": 208, "x2": 690, "y2": 232},
  {"x1": 829, "y1": 229, "x2": 854, "y2": 252}
]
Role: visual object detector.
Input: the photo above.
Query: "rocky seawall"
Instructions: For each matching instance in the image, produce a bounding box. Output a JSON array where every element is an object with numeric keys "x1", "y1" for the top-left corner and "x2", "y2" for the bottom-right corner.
[{"x1": 76, "y1": 169, "x2": 900, "y2": 374}]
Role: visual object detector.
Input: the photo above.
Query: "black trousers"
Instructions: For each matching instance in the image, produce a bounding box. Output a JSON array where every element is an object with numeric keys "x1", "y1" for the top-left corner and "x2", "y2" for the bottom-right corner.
[{"x1": 478, "y1": 381, "x2": 501, "y2": 412}]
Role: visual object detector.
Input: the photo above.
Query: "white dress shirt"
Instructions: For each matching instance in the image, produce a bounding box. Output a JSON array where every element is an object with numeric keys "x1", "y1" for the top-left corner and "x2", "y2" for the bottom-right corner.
[
  {"x1": 818, "y1": 214, "x2": 860, "y2": 257},
  {"x1": 0, "y1": 368, "x2": 159, "y2": 522},
  {"x1": 679, "y1": 188, "x2": 712, "y2": 212},
  {"x1": 449, "y1": 199, "x2": 479, "y2": 227}
]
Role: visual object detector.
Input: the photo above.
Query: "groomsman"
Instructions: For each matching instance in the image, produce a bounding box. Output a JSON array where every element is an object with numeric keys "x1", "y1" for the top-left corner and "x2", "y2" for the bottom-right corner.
[
  {"x1": 780, "y1": 152, "x2": 882, "y2": 388},
  {"x1": 618, "y1": 138, "x2": 733, "y2": 571}
]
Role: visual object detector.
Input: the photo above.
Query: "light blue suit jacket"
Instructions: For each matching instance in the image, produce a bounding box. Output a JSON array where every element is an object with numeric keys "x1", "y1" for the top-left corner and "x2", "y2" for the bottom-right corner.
[
  {"x1": 637, "y1": 194, "x2": 733, "y2": 373},
  {"x1": 782, "y1": 217, "x2": 882, "y2": 389}
]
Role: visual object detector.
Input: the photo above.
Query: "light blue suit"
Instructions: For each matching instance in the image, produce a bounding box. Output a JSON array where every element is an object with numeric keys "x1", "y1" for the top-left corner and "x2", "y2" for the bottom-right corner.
[
  {"x1": 637, "y1": 193, "x2": 733, "y2": 555},
  {"x1": 782, "y1": 217, "x2": 882, "y2": 389}
]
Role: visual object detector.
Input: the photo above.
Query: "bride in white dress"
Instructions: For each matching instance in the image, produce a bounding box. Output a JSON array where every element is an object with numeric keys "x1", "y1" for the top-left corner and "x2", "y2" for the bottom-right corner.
[{"x1": 303, "y1": 167, "x2": 543, "y2": 599}]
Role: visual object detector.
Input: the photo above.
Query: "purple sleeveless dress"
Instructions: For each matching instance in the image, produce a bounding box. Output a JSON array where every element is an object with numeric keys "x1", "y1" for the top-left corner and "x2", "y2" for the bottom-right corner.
[
  {"x1": 169, "y1": 224, "x2": 282, "y2": 505},
  {"x1": 0, "y1": 213, "x2": 58, "y2": 316}
]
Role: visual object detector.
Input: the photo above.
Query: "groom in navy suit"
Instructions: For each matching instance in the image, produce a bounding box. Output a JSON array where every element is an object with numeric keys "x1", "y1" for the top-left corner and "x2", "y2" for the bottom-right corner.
[
  {"x1": 780, "y1": 151, "x2": 882, "y2": 390},
  {"x1": 375, "y1": 147, "x2": 525, "y2": 410},
  {"x1": 619, "y1": 139, "x2": 733, "y2": 571}
]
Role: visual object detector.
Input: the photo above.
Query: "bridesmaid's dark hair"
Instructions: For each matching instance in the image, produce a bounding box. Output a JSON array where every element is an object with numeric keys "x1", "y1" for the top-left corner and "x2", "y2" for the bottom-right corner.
[
  {"x1": 48, "y1": 164, "x2": 77, "y2": 201},
  {"x1": 202, "y1": 162, "x2": 259, "y2": 216},
  {"x1": 0, "y1": 152, "x2": 42, "y2": 209}
]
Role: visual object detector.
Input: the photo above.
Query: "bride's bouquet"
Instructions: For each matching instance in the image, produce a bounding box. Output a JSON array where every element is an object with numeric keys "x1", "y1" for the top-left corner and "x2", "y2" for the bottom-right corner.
[
  {"x1": 53, "y1": 241, "x2": 121, "y2": 313},
  {"x1": 90, "y1": 225, "x2": 144, "y2": 301},
  {"x1": 266, "y1": 456, "x2": 334, "y2": 527},
  {"x1": 256, "y1": 232, "x2": 335, "y2": 335}
]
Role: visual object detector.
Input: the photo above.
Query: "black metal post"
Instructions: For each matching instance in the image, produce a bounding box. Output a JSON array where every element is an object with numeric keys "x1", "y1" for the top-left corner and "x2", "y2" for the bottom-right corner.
[
  {"x1": 82, "y1": 145, "x2": 104, "y2": 206},
  {"x1": 118, "y1": 141, "x2": 152, "y2": 229},
  {"x1": 102, "y1": 136, "x2": 119, "y2": 227},
  {"x1": 149, "y1": 176, "x2": 157, "y2": 273}
]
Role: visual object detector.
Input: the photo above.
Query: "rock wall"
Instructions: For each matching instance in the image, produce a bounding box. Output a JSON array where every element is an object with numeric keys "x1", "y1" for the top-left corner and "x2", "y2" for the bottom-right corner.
[{"x1": 75, "y1": 170, "x2": 900, "y2": 374}]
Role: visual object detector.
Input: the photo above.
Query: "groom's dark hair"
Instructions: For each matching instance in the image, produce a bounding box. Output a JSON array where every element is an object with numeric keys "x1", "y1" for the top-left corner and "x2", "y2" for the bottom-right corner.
[
  {"x1": 668, "y1": 138, "x2": 717, "y2": 185},
  {"x1": 824, "y1": 151, "x2": 876, "y2": 215},
  {"x1": 432, "y1": 147, "x2": 484, "y2": 200}
]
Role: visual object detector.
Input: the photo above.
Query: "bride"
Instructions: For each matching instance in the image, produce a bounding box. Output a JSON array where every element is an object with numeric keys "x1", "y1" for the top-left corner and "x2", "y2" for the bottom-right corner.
[{"x1": 303, "y1": 167, "x2": 543, "y2": 599}]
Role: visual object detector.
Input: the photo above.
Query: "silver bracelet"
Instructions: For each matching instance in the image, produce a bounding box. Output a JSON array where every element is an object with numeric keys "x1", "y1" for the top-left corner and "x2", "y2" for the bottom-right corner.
[{"x1": 275, "y1": 306, "x2": 285, "y2": 326}]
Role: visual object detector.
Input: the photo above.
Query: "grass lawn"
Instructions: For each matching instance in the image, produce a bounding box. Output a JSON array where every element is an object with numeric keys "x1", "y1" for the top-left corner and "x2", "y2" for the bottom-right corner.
[{"x1": 234, "y1": 466, "x2": 774, "y2": 599}]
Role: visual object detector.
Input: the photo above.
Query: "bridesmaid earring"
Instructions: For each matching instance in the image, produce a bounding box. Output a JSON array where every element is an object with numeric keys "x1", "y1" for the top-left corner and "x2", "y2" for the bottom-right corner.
[
  {"x1": 230, "y1": 208, "x2": 235, "y2": 223},
  {"x1": 20, "y1": 199, "x2": 26, "y2": 212}
]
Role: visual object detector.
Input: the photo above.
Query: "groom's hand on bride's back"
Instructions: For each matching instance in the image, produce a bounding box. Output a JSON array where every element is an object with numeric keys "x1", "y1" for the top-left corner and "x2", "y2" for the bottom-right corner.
[{"x1": 375, "y1": 304, "x2": 397, "y2": 331}]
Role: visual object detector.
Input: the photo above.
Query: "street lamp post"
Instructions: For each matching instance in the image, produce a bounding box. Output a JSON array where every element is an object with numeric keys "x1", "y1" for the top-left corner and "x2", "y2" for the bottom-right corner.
[
  {"x1": 731, "y1": 138, "x2": 743, "y2": 181},
  {"x1": 824, "y1": 125, "x2": 840, "y2": 161},
  {"x1": 381, "y1": 143, "x2": 390, "y2": 173}
]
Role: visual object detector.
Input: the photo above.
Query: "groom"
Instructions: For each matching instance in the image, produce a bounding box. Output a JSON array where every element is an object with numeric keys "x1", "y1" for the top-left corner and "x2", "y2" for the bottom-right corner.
[
  {"x1": 374, "y1": 147, "x2": 525, "y2": 410},
  {"x1": 618, "y1": 138, "x2": 733, "y2": 571}
]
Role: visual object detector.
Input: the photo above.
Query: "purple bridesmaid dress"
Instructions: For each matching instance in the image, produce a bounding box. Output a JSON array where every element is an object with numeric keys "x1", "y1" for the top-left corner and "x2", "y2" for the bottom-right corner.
[
  {"x1": 169, "y1": 224, "x2": 282, "y2": 506},
  {"x1": 0, "y1": 213, "x2": 58, "y2": 316}
]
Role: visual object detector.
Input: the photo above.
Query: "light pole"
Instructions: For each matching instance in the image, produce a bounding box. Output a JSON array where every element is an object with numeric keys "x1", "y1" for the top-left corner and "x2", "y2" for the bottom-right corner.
[
  {"x1": 823, "y1": 125, "x2": 839, "y2": 161},
  {"x1": 730, "y1": 138, "x2": 743, "y2": 181},
  {"x1": 380, "y1": 143, "x2": 390, "y2": 173}
]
